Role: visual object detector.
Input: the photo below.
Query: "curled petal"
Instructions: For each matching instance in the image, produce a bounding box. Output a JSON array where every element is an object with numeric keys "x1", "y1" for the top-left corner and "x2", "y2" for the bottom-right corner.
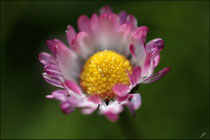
[
  {"x1": 99, "y1": 5, "x2": 112, "y2": 14},
  {"x1": 146, "y1": 38, "x2": 164, "y2": 55},
  {"x1": 129, "y1": 66, "x2": 141, "y2": 88},
  {"x1": 142, "y1": 67, "x2": 171, "y2": 84},
  {"x1": 129, "y1": 44, "x2": 136, "y2": 57},
  {"x1": 66, "y1": 25, "x2": 76, "y2": 47},
  {"x1": 130, "y1": 27, "x2": 148, "y2": 67},
  {"x1": 144, "y1": 39, "x2": 164, "y2": 70},
  {"x1": 77, "y1": 15, "x2": 90, "y2": 33},
  {"x1": 133, "y1": 26, "x2": 149, "y2": 42},
  {"x1": 39, "y1": 52, "x2": 56, "y2": 66},
  {"x1": 153, "y1": 53, "x2": 160, "y2": 67}
]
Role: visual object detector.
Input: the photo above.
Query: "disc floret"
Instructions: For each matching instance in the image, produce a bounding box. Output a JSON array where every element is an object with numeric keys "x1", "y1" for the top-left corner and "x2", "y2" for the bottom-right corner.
[{"x1": 80, "y1": 50, "x2": 132, "y2": 100}]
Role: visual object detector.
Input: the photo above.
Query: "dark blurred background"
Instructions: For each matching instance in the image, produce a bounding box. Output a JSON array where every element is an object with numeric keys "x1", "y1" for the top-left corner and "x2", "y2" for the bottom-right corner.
[{"x1": 1, "y1": 1, "x2": 209, "y2": 139}]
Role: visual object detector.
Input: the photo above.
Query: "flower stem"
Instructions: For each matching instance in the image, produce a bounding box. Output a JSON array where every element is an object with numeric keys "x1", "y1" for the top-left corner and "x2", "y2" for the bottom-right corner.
[{"x1": 118, "y1": 109, "x2": 140, "y2": 139}]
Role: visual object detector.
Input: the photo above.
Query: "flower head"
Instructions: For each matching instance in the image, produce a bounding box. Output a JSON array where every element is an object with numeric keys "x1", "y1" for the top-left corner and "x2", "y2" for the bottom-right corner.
[{"x1": 39, "y1": 5, "x2": 170, "y2": 122}]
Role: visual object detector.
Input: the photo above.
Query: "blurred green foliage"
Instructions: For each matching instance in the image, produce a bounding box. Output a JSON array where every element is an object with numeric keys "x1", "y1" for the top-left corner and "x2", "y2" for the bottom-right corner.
[{"x1": 1, "y1": 1, "x2": 209, "y2": 139}]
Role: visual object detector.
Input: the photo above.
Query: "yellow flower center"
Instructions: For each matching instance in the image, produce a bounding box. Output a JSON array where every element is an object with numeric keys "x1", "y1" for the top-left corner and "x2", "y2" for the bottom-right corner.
[{"x1": 80, "y1": 50, "x2": 132, "y2": 100}]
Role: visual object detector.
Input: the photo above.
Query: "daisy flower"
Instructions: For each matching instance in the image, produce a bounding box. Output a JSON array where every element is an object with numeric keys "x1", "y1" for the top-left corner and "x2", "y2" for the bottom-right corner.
[{"x1": 39, "y1": 6, "x2": 171, "y2": 122}]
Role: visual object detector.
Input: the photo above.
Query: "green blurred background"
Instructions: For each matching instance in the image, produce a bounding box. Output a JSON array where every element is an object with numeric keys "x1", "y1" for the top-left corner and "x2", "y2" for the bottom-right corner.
[{"x1": 1, "y1": 1, "x2": 209, "y2": 139}]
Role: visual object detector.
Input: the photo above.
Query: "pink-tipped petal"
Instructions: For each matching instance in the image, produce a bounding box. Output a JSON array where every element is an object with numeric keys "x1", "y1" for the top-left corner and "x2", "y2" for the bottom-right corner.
[
  {"x1": 142, "y1": 67, "x2": 171, "y2": 84},
  {"x1": 117, "y1": 24, "x2": 132, "y2": 56},
  {"x1": 130, "y1": 94, "x2": 141, "y2": 110},
  {"x1": 116, "y1": 94, "x2": 129, "y2": 102},
  {"x1": 46, "y1": 90, "x2": 68, "y2": 102},
  {"x1": 129, "y1": 66, "x2": 141, "y2": 87},
  {"x1": 153, "y1": 53, "x2": 160, "y2": 67},
  {"x1": 44, "y1": 65, "x2": 62, "y2": 80},
  {"x1": 113, "y1": 84, "x2": 130, "y2": 97},
  {"x1": 44, "y1": 64, "x2": 60, "y2": 72},
  {"x1": 77, "y1": 15, "x2": 90, "y2": 33},
  {"x1": 65, "y1": 80, "x2": 82, "y2": 95},
  {"x1": 46, "y1": 95, "x2": 54, "y2": 99},
  {"x1": 142, "y1": 54, "x2": 153, "y2": 77},
  {"x1": 38, "y1": 6, "x2": 170, "y2": 122},
  {"x1": 81, "y1": 107, "x2": 97, "y2": 115},
  {"x1": 133, "y1": 26, "x2": 149, "y2": 42},
  {"x1": 90, "y1": 13, "x2": 99, "y2": 34},
  {"x1": 99, "y1": 5, "x2": 113, "y2": 14},
  {"x1": 143, "y1": 39, "x2": 164, "y2": 72},
  {"x1": 146, "y1": 38, "x2": 164, "y2": 55},
  {"x1": 126, "y1": 14, "x2": 137, "y2": 29},
  {"x1": 54, "y1": 39, "x2": 71, "y2": 54},
  {"x1": 104, "y1": 111, "x2": 119, "y2": 122},
  {"x1": 42, "y1": 73, "x2": 63, "y2": 88},
  {"x1": 129, "y1": 44, "x2": 136, "y2": 57},
  {"x1": 66, "y1": 25, "x2": 76, "y2": 47},
  {"x1": 47, "y1": 38, "x2": 72, "y2": 56},
  {"x1": 99, "y1": 101, "x2": 123, "y2": 122},
  {"x1": 92, "y1": 13, "x2": 121, "y2": 51},
  {"x1": 46, "y1": 40, "x2": 58, "y2": 55},
  {"x1": 47, "y1": 39, "x2": 79, "y2": 81},
  {"x1": 72, "y1": 31, "x2": 92, "y2": 59},
  {"x1": 127, "y1": 94, "x2": 141, "y2": 116},
  {"x1": 130, "y1": 27, "x2": 148, "y2": 67},
  {"x1": 72, "y1": 97, "x2": 99, "y2": 115},
  {"x1": 46, "y1": 39, "x2": 72, "y2": 58},
  {"x1": 60, "y1": 101, "x2": 74, "y2": 114},
  {"x1": 118, "y1": 23, "x2": 132, "y2": 37},
  {"x1": 118, "y1": 11, "x2": 127, "y2": 24},
  {"x1": 68, "y1": 95, "x2": 84, "y2": 106},
  {"x1": 87, "y1": 95, "x2": 101, "y2": 104},
  {"x1": 99, "y1": 13, "x2": 121, "y2": 32},
  {"x1": 46, "y1": 90, "x2": 75, "y2": 114},
  {"x1": 39, "y1": 52, "x2": 56, "y2": 66}
]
